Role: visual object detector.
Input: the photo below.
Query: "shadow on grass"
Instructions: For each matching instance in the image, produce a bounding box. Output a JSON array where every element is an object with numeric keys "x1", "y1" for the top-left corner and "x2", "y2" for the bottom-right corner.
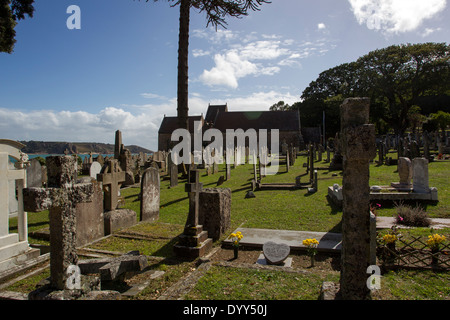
[
  {"x1": 326, "y1": 195, "x2": 342, "y2": 215},
  {"x1": 161, "y1": 196, "x2": 188, "y2": 208}
]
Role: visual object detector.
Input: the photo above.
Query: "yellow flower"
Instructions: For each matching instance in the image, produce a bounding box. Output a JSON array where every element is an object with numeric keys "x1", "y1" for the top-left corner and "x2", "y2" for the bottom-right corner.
[
  {"x1": 427, "y1": 234, "x2": 446, "y2": 248},
  {"x1": 382, "y1": 234, "x2": 397, "y2": 244},
  {"x1": 302, "y1": 238, "x2": 319, "y2": 248}
]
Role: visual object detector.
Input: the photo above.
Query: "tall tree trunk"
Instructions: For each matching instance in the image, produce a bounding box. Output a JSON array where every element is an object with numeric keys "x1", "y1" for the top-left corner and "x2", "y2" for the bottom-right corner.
[{"x1": 177, "y1": 0, "x2": 190, "y2": 131}]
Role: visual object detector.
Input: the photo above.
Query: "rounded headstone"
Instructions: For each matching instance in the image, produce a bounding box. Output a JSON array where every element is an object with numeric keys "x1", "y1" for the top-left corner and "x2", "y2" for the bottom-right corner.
[{"x1": 90, "y1": 161, "x2": 102, "y2": 179}]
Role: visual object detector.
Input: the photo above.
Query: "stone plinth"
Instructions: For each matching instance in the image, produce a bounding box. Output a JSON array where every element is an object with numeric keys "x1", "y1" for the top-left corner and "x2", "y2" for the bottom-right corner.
[
  {"x1": 104, "y1": 209, "x2": 137, "y2": 235},
  {"x1": 198, "y1": 188, "x2": 231, "y2": 241}
]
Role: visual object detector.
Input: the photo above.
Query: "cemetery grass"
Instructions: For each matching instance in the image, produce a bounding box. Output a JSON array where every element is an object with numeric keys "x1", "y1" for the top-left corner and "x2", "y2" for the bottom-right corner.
[{"x1": 5, "y1": 153, "x2": 450, "y2": 300}]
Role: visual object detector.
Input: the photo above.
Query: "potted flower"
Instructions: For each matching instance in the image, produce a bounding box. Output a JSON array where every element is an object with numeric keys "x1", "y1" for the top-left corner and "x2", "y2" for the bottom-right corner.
[
  {"x1": 302, "y1": 238, "x2": 319, "y2": 267},
  {"x1": 228, "y1": 231, "x2": 243, "y2": 259},
  {"x1": 426, "y1": 233, "x2": 446, "y2": 266},
  {"x1": 381, "y1": 229, "x2": 398, "y2": 265}
]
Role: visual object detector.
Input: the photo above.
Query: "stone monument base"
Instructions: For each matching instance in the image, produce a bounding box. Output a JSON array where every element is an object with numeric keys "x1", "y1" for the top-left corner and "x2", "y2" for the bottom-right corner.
[
  {"x1": 104, "y1": 209, "x2": 137, "y2": 235},
  {"x1": 173, "y1": 225, "x2": 212, "y2": 259},
  {"x1": 0, "y1": 243, "x2": 40, "y2": 274}
]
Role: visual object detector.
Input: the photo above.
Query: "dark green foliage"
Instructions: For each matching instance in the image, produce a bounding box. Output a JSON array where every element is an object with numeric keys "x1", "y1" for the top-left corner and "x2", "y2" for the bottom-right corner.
[
  {"x1": 0, "y1": 0, "x2": 34, "y2": 53},
  {"x1": 294, "y1": 43, "x2": 450, "y2": 136}
]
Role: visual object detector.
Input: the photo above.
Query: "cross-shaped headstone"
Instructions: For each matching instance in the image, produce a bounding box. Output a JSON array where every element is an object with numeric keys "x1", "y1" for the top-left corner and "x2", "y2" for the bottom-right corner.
[
  {"x1": 23, "y1": 156, "x2": 94, "y2": 290},
  {"x1": 96, "y1": 159, "x2": 125, "y2": 211},
  {"x1": 185, "y1": 169, "x2": 203, "y2": 228}
]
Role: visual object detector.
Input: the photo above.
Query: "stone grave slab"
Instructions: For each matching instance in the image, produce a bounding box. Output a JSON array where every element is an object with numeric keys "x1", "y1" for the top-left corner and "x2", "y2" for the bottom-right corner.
[{"x1": 223, "y1": 228, "x2": 342, "y2": 252}]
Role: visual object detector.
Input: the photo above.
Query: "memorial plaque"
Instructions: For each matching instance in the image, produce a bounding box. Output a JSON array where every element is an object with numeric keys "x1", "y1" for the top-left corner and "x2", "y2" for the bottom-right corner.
[{"x1": 262, "y1": 241, "x2": 290, "y2": 265}]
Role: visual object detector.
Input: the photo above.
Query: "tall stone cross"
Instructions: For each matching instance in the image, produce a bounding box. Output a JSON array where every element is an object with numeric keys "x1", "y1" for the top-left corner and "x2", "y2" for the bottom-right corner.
[
  {"x1": 174, "y1": 169, "x2": 212, "y2": 258},
  {"x1": 23, "y1": 156, "x2": 94, "y2": 290},
  {"x1": 185, "y1": 169, "x2": 203, "y2": 228},
  {"x1": 339, "y1": 98, "x2": 376, "y2": 300},
  {"x1": 97, "y1": 159, "x2": 125, "y2": 211}
]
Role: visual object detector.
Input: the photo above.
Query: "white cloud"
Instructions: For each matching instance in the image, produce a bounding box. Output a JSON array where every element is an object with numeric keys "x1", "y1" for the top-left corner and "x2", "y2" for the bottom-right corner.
[
  {"x1": 140, "y1": 93, "x2": 166, "y2": 99},
  {"x1": 215, "y1": 91, "x2": 299, "y2": 111},
  {"x1": 195, "y1": 30, "x2": 337, "y2": 89},
  {"x1": 0, "y1": 90, "x2": 301, "y2": 150},
  {"x1": 199, "y1": 51, "x2": 259, "y2": 89},
  {"x1": 420, "y1": 27, "x2": 442, "y2": 37},
  {"x1": 318, "y1": 23, "x2": 326, "y2": 30},
  {"x1": 0, "y1": 107, "x2": 161, "y2": 151},
  {"x1": 192, "y1": 49, "x2": 210, "y2": 57},
  {"x1": 348, "y1": 0, "x2": 447, "y2": 34}
]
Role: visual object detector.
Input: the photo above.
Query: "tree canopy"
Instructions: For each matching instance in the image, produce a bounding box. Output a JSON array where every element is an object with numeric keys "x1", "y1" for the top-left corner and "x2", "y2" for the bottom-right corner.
[
  {"x1": 0, "y1": 0, "x2": 34, "y2": 53},
  {"x1": 293, "y1": 42, "x2": 450, "y2": 136}
]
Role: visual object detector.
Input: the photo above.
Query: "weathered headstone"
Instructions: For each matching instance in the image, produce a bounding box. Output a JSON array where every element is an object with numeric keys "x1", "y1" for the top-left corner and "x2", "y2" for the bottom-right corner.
[
  {"x1": 309, "y1": 144, "x2": 314, "y2": 182},
  {"x1": 114, "y1": 130, "x2": 123, "y2": 159},
  {"x1": 97, "y1": 160, "x2": 126, "y2": 212},
  {"x1": 262, "y1": 241, "x2": 290, "y2": 265},
  {"x1": 391, "y1": 157, "x2": 412, "y2": 189},
  {"x1": 339, "y1": 98, "x2": 376, "y2": 300},
  {"x1": 168, "y1": 152, "x2": 178, "y2": 188},
  {"x1": 75, "y1": 180, "x2": 104, "y2": 247},
  {"x1": 412, "y1": 158, "x2": 430, "y2": 193},
  {"x1": 140, "y1": 167, "x2": 160, "y2": 222},
  {"x1": 198, "y1": 188, "x2": 231, "y2": 241},
  {"x1": 27, "y1": 158, "x2": 42, "y2": 188},
  {"x1": 89, "y1": 161, "x2": 102, "y2": 179}
]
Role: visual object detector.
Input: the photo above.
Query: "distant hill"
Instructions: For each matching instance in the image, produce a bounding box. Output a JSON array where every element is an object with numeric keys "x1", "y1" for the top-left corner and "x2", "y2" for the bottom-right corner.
[{"x1": 20, "y1": 141, "x2": 153, "y2": 155}]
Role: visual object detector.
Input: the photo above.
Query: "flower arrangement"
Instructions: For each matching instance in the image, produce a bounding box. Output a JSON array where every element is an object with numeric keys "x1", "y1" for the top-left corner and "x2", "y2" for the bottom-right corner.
[
  {"x1": 302, "y1": 238, "x2": 319, "y2": 267},
  {"x1": 426, "y1": 233, "x2": 446, "y2": 251},
  {"x1": 228, "y1": 231, "x2": 243, "y2": 247},
  {"x1": 382, "y1": 233, "x2": 398, "y2": 244},
  {"x1": 228, "y1": 231, "x2": 243, "y2": 259},
  {"x1": 427, "y1": 233, "x2": 446, "y2": 266}
]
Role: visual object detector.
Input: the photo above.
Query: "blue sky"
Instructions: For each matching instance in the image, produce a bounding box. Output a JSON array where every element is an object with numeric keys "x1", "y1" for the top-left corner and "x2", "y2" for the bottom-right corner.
[{"x1": 0, "y1": 0, "x2": 448, "y2": 151}]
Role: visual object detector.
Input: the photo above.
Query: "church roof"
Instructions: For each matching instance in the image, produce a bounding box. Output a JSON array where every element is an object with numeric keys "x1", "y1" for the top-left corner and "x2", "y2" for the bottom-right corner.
[
  {"x1": 213, "y1": 111, "x2": 300, "y2": 132},
  {"x1": 158, "y1": 115, "x2": 204, "y2": 134}
]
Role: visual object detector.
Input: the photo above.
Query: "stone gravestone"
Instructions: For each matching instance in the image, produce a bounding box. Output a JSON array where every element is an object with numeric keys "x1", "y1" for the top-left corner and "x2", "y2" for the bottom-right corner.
[
  {"x1": 198, "y1": 188, "x2": 231, "y2": 241},
  {"x1": 391, "y1": 157, "x2": 412, "y2": 190},
  {"x1": 412, "y1": 158, "x2": 430, "y2": 193},
  {"x1": 173, "y1": 169, "x2": 212, "y2": 258},
  {"x1": 75, "y1": 180, "x2": 104, "y2": 247},
  {"x1": 140, "y1": 167, "x2": 160, "y2": 222},
  {"x1": 89, "y1": 161, "x2": 102, "y2": 180},
  {"x1": 97, "y1": 160, "x2": 125, "y2": 212},
  {"x1": 23, "y1": 156, "x2": 94, "y2": 290},
  {"x1": 262, "y1": 241, "x2": 290, "y2": 265},
  {"x1": 97, "y1": 160, "x2": 136, "y2": 234},
  {"x1": 27, "y1": 158, "x2": 42, "y2": 188},
  {"x1": 339, "y1": 98, "x2": 376, "y2": 300},
  {"x1": 169, "y1": 152, "x2": 178, "y2": 188},
  {"x1": 0, "y1": 140, "x2": 39, "y2": 274}
]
